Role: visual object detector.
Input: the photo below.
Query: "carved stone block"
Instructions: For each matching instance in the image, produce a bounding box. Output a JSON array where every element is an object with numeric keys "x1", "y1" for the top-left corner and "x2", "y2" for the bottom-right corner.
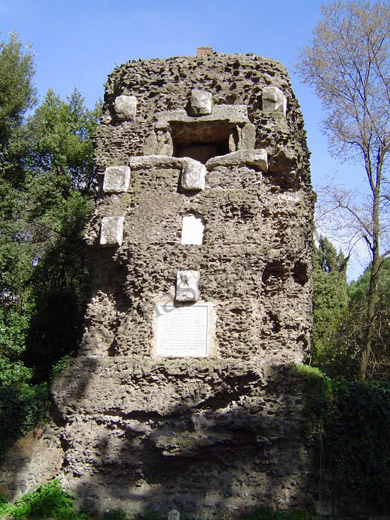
[
  {"x1": 181, "y1": 158, "x2": 206, "y2": 191},
  {"x1": 114, "y1": 95, "x2": 137, "y2": 120},
  {"x1": 103, "y1": 166, "x2": 131, "y2": 193},
  {"x1": 176, "y1": 270, "x2": 200, "y2": 302},
  {"x1": 262, "y1": 86, "x2": 287, "y2": 116},
  {"x1": 188, "y1": 90, "x2": 213, "y2": 116},
  {"x1": 100, "y1": 217, "x2": 124, "y2": 247},
  {"x1": 206, "y1": 149, "x2": 268, "y2": 172}
]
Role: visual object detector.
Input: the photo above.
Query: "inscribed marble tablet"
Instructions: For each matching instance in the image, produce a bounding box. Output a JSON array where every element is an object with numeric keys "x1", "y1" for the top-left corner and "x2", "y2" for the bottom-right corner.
[{"x1": 156, "y1": 304, "x2": 209, "y2": 357}]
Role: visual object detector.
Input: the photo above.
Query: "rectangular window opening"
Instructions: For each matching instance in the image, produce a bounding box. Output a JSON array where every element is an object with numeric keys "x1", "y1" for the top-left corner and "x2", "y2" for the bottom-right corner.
[{"x1": 171, "y1": 121, "x2": 231, "y2": 164}]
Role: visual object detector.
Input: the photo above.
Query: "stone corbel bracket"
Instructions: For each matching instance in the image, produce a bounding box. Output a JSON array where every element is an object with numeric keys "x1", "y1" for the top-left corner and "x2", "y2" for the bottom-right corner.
[
  {"x1": 262, "y1": 86, "x2": 287, "y2": 117},
  {"x1": 113, "y1": 94, "x2": 137, "y2": 121},
  {"x1": 102, "y1": 165, "x2": 131, "y2": 193},
  {"x1": 205, "y1": 149, "x2": 268, "y2": 172},
  {"x1": 100, "y1": 216, "x2": 125, "y2": 247}
]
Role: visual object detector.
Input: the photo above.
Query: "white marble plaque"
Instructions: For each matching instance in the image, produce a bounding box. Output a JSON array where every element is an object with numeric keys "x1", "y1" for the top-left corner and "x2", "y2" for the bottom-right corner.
[
  {"x1": 156, "y1": 304, "x2": 209, "y2": 357},
  {"x1": 181, "y1": 215, "x2": 204, "y2": 245}
]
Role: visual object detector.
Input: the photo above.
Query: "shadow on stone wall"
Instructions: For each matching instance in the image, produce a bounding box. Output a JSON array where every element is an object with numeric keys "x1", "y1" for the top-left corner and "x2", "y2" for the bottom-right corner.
[{"x1": 51, "y1": 360, "x2": 315, "y2": 517}]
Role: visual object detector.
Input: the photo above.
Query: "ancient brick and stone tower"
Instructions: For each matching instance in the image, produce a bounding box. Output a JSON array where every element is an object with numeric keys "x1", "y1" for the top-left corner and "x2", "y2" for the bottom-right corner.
[{"x1": 52, "y1": 49, "x2": 315, "y2": 516}]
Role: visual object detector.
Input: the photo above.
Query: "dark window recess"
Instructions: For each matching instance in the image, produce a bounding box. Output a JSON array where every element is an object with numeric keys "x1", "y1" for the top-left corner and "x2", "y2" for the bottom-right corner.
[{"x1": 171, "y1": 121, "x2": 230, "y2": 164}]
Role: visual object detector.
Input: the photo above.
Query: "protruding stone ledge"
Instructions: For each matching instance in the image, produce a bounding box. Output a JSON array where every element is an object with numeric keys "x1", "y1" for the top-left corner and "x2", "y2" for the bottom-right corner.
[
  {"x1": 206, "y1": 149, "x2": 268, "y2": 172},
  {"x1": 155, "y1": 105, "x2": 249, "y2": 129},
  {"x1": 181, "y1": 158, "x2": 206, "y2": 191},
  {"x1": 100, "y1": 216, "x2": 124, "y2": 247},
  {"x1": 114, "y1": 95, "x2": 137, "y2": 120},
  {"x1": 129, "y1": 155, "x2": 184, "y2": 170},
  {"x1": 103, "y1": 166, "x2": 131, "y2": 193},
  {"x1": 262, "y1": 86, "x2": 287, "y2": 117}
]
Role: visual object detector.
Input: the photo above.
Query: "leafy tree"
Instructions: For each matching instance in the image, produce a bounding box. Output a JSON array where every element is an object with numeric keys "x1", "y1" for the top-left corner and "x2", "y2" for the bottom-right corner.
[
  {"x1": 312, "y1": 252, "x2": 390, "y2": 379},
  {"x1": 0, "y1": 33, "x2": 37, "y2": 384},
  {"x1": 25, "y1": 88, "x2": 100, "y2": 192},
  {"x1": 311, "y1": 237, "x2": 349, "y2": 375},
  {"x1": 346, "y1": 259, "x2": 390, "y2": 377},
  {"x1": 0, "y1": 32, "x2": 36, "y2": 187},
  {"x1": 0, "y1": 33, "x2": 101, "y2": 384},
  {"x1": 19, "y1": 90, "x2": 101, "y2": 379},
  {"x1": 298, "y1": 1, "x2": 390, "y2": 379}
]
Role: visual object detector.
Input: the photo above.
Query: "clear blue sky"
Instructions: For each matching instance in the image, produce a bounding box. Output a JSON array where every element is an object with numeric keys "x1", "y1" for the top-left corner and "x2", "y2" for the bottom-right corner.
[{"x1": 0, "y1": 0, "x2": 369, "y2": 278}]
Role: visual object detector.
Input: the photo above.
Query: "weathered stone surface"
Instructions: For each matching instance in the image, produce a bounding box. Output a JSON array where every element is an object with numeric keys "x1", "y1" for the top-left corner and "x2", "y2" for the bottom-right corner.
[
  {"x1": 129, "y1": 154, "x2": 184, "y2": 170},
  {"x1": 114, "y1": 94, "x2": 137, "y2": 120},
  {"x1": 102, "y1": 165, "x2": 131, "y2": 193},
  {"x1": 100, "y1": 216, "x2": 124, "y2": 247},
  {"x1": 2, "y1": 52, "x2": 316, "y2": 516},
  {"x1": 239, "y1": 122, "x2": 256, "y2": 149},
  {"x1": 197, "y1": 46, "x2": 213, "y2": 57},
  {"x1": 50, "y1": 359, "x2": 313, "y2": 516},
  {"x1": 262, "y1": 86, "x2": 287, "y2": 116},
  {"x1": 188, "y1": 89, "x2": 213, "y2": 116},
  {"x1": 176, "y1": 270, "x2": 200, "y2": 302},
  {"x1": 0, "y1": 427, "x2": 63, "y2": 500},
  {"x1": 181, "y1": 214, "x2": 204, "y2": 245},
  {"x1": 181, "y1": 158, "x2": 206, "y2": 190},
  {"x1": 206, "y1": 149, "x2": 268, "y2": 171}
]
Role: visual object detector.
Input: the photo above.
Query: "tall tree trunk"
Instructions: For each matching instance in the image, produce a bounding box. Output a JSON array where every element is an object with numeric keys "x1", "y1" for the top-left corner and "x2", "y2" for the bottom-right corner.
[{"x1": 359, "y1": 176, "x2": 381, "y2": 380}]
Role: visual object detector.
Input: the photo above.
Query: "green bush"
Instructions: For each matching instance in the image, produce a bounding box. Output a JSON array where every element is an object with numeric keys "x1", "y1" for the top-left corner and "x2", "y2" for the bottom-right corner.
[
  {"x1": 301, "y1": 370, "x2": 390, "y2": 513},
  {"x1": 1, "y1": 480, "x2": 91, "y2": 519}
]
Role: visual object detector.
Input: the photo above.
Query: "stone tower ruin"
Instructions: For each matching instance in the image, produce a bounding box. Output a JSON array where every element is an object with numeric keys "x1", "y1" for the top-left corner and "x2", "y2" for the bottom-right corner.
[{"x1": 52, "y1": 49, "x2": 315, "y2": 516}]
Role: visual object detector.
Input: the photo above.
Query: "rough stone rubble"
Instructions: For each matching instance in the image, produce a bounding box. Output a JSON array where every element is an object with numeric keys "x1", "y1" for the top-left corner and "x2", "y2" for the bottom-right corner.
[{"x1": 0, "y1": 50, "x2": 315, "y2": 517}]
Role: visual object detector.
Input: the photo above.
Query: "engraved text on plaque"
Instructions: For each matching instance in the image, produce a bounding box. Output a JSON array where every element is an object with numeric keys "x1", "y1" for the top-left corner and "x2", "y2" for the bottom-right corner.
[{"x1": 156, "y1": 304, "x2": 209, "y2": 357}]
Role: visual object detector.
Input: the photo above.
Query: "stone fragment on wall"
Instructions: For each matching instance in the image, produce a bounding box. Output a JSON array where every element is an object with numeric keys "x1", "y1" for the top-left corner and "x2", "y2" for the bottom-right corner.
[
  {"x1": 239, "y1": 123, "x2": 256, "y2": 149},
  {"x1": 176, "y1": 270, "x2": 200, "y2": 301},
  {"x1": 114, "y1": 95, "x2": 137, "y2": 120},
  {"x1": 262, "y1": 86, "x2": 287, "y2": 116},
  {"x1": 206, "y1": 149, "x2": 268, "y2": 171},
  {"x1": 188, "y1": 90, "x2": 213, "y2": 116},
  {"x1": 100, "y1": 216, "x2": 124, "y2": 247},
  {"x1": 181, "y1": 158, "x2": 206, "y2": 190},
  {"x1": 103, "y1": 166, "x2": 131, "y2": 193}
]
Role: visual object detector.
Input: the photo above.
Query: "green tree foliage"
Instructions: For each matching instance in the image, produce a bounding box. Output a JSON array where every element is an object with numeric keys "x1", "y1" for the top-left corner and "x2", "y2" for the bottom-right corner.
[
  {"x1": 0, "y1": 33, "x2": 37, "y2": 384},
  {"x1": 298, "y1": 1, "x2": 390, "y2": 379},
  {"x1": 0, "y1": 479, "x2": 91, "y2": 519},
  {"x1": 312, "y1": 236, "x2": 390, "y2": 379},
  {"x1": 311, "y1": 237, "x2": 349, "y2": 376},
  {"x1": 0, "y1": 31, "x2": 36, "y2": 183},
  {"x1": 303, "y1": 372, "x2": 390, "y2": 514},
  {"x1": 338, "y1": 259, "x2": 390, "y2": 378},
  {"x1": 0, "y1": 33, "x2": 101, "y2": 393},
  {"x1": 21, "y1": 91, "x2": 101, "y2": 379},
  {"x1": 25, "y1": 88, "x2": 99, "y2": 191}
]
